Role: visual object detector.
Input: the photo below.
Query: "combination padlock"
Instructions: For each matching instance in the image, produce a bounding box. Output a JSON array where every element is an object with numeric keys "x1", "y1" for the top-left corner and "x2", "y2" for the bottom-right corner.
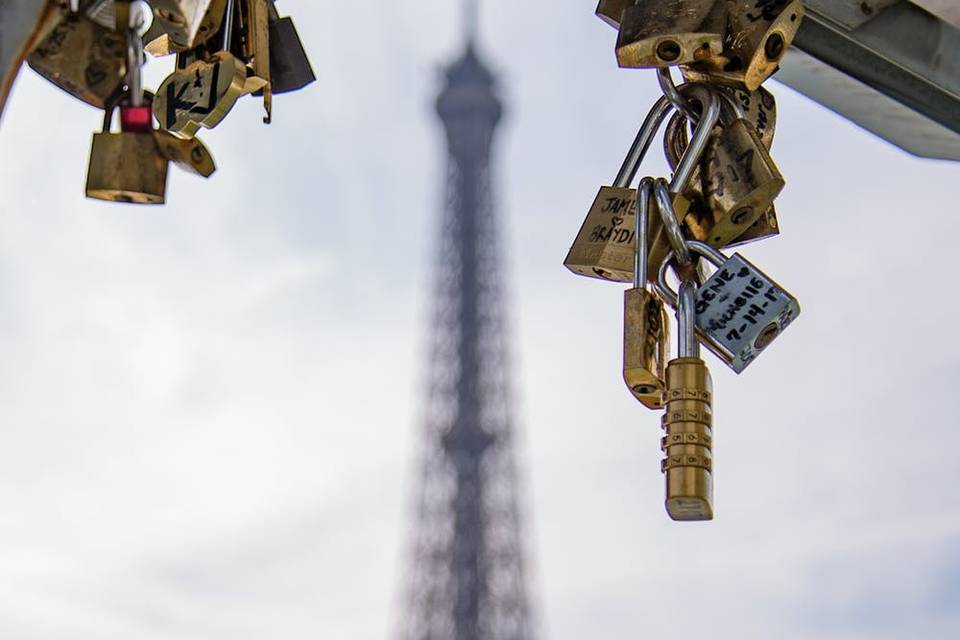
[
  {"x1": 615, "y1": 0, "x2": 726, "y2": 68},
  {"x1": 661, "y1": 279, "x2": 714, "y2": 521},
  {"x1": 656, "y1": 241, "x2": 800, "y2": 373},
  {"x1": 623, "y1": 178, "x2": 670, "y2": 409}
]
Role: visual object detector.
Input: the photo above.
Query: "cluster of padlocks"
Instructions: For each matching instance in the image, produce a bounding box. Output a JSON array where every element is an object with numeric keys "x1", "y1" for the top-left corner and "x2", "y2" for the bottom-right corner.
[
  {"x1": 25, "y1": 0, "x2": 314, "y2": 204},
  {"x1": 566, "y1": 0, "x2": 805, "y2": 521}
]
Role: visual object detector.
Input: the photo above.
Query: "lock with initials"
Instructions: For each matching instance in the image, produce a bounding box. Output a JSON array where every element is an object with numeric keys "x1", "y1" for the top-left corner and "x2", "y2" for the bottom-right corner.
[{"x1": 656, "y1": 240, "x2": 800, "y2": 373}]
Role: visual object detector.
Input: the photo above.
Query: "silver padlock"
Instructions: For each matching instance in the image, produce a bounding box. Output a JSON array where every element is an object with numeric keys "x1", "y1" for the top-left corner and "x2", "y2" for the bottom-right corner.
[{"x1": 655, "y1": 241, "x2": 799, "y2": 373}]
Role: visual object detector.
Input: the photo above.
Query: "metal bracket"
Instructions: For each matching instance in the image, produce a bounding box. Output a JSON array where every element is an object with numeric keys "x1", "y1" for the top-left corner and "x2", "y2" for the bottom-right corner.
[{"x1": 778, "y1": 1, "x2": 960, "y2": 160}]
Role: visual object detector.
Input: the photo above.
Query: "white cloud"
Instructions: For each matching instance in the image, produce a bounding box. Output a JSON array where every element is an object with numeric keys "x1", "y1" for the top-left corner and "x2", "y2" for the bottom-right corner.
[{"x1": 0, "y1": 1, "x2": 959, "y2": 638}]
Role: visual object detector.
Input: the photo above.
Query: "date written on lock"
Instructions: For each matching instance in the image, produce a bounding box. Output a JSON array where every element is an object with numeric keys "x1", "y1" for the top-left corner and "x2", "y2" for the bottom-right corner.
[{"x1": 695, "y1": 252, "x2": 799, "y2": 373}]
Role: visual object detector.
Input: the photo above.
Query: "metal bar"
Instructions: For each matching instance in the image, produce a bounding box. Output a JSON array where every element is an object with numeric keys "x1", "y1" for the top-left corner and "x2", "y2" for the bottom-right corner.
[{"x1": 778, "y1": 0, "x2": 960, "y2": 160}]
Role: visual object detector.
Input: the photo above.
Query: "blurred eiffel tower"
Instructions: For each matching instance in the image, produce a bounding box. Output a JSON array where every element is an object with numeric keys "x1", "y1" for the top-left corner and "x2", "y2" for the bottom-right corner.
[{"x1": 396, "y1": 3, "x2": 535, "y2": 640}]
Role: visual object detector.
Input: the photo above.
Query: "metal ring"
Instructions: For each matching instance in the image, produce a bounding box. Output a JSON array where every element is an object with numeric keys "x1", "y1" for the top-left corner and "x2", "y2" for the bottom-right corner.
[
  {"x1": 653, "y1": 178, "x2": 691, "y2": 266},
  {"x1": 634, "y1": 177, "x2": 655, "y2": 289}
]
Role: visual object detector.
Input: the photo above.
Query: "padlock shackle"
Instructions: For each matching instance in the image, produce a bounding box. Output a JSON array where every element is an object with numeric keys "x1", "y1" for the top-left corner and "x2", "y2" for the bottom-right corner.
[
  {"x1": 654, "y1": 178, "x2": 692, "y2": 266},
  {"x1": 655, "y1": 240, "x2": 727, "y2": 308},
  {"x1": 613, "y1": 83, "x2": 719, "y2": 191},
  {"x1": 613, "y1": 95, "x2": 673, "y2": 188},
  {"x1": 678, "y1": 280, "x2": 699, "y2": 359},
  {"x1": 669, "y1": 85, "x2": 719, "y2": 193},
  {"x1": 657, "y1": 68, "x2": 699, "y2": 124},
  {"x1": 634, "y1": 177, "x2": 654, "y2": 289}
]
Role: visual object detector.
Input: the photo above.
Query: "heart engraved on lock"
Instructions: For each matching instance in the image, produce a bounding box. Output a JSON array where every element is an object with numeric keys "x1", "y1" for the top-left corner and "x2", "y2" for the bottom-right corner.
[{"x1": 153, "y1": 51, "x2": 262, "y2": 137}]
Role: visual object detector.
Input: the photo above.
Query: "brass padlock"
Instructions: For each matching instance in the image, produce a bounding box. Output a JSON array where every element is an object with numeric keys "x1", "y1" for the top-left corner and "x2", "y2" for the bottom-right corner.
[
  {"x1": 664, "y1": 87, "x2": 781, "y2": 248},
  {"x1": 27, "y1": 10, "x2": 126, "y2": 108},
  {"x1": 267, "y1": 0, "x2": 316, "y2": 94},
  {"x1": 616, "y1": 0, "x2": 725, "y2": 68},
  {"x1": 664, "y1": 98, "x2": 785, "y2": 249},
  {"x1": 682, "y1": 0, "x2": 805, "y2": 90},
  {"x1": 694, "y1": 117, "x2": 784, "y2": 247},
  {"x1": 153, "y1": 0, "x2": 267, "y2": 135},
  {"x1": 148, "y1": 0, "x2": 226, "y2": 52},
  {"x1": 623, "y1": 179, "x2": 670, "y2": 409},
  {"x1": 565, "y1": 86, "x2": 718, "y2": 284},
  {"x1": 86, "y1": 101, "x2": 169, "y2": 204},
  {"x1": 661, "y1": 279, "x2": 714, "y2": 521}
]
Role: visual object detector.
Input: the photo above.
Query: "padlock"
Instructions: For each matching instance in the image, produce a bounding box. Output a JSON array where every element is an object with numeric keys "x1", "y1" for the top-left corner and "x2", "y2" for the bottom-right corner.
[
  {"x1": 681, "y1": 0, "x2": 805, "y2": 90},
  {"x1": 616, "y1": 0, "x2": 725, "y2": 68},
  {"x1": 267, "y1": 1, "x2": 316, "y2": 94},
  {"x1": 656, "y1": 241, "x2": 800, "y2": 373},
  {"x1": 26, "y1": 10, "x2": 126, "y2": 108},
  {"x1": 148, "y1": 0, "x2": 227, "y2": 51},
  {"x1": 661, "y1": 278, "x2": 714, "y2": 521},
  {"x1": 86, "y1": 27, "x2": 169, "y2": 205},
  {"x1": 664, "y1": 97, "x2": 784, "y2": 249},
  {"x1": 663, "y1": 86, "x2": 781, "y2": 249},
  {"x1": 595, "y1": 0, "x2": 631, "y2": 29},
  {"x1": 564, "y1": 85, "x2": 719, "y2": 284},
  {"x1": 86, "y1": 102, "x2": 169, "y2": 204},
  {"x1": 623, "y1": 178, "x2": 670, "y2": 409},
  {"x1": 153, "y1": 0, "x2": 267, "y2": 135}
]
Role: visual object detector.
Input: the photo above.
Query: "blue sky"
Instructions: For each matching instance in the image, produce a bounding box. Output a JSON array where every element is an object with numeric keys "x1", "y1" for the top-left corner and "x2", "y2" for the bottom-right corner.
[{"x1": 0, "y1": 1, "x2": 959, "y2": 638}]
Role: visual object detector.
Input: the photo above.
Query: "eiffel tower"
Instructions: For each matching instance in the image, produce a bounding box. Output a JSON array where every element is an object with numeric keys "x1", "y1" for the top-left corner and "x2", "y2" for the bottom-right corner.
[{"x1": 396, "y1": 4, "x2": 535, "y2": 640}]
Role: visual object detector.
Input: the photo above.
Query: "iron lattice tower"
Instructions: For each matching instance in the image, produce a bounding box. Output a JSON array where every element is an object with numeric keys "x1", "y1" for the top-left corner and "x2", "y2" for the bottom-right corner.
[{"x1": 398, "y1": 25, "x2": 535, "y2": 640}]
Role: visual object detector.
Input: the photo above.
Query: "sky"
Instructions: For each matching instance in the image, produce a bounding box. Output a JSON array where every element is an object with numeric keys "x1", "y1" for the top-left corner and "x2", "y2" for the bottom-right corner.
[{"x1": 1, "y1": 2, "x2": 960, "y2": 639}]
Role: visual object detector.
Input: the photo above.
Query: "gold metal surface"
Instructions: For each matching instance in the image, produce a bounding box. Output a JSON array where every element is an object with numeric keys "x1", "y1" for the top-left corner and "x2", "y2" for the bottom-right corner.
[
  {"x1": 152, "y1": 50, "x2": 248, "y2": 137},
  {"x1": 623, "y1": 288, "x2": 670, "y2": 409},
  {"x1": 565, "y1": 186, "x2": 689, "y2": 284},
  {"x1": 86, "y1": 130, "x2": 169, "y2": 204},
  {"x1": 682, "y1": 0, "x2": 805, "y2": 90},
  {"x1": 26, "y1": 11, "x2": 126, "y2": 108},
  {"x1": 246, "y1": 0, "x2": 272, "y2": 122},
  {"x1": 149, "y1": 0, "x2": 225, "y2": 51},
  {"x1": 616, "y1": 0, "x2": 725, "y2": 68},
  {"x1": 728, "y1": 205, "x2": 779, "y2": 246},
  {"x1": 662, "y1": 357, "x2": 713, "y2": 521},
  {"x1": 690, "y1": 118, "x2": 785, "y2": 247},
  {"x1": 153, "y1": 130, "x2": 217, "y2": 176}
]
